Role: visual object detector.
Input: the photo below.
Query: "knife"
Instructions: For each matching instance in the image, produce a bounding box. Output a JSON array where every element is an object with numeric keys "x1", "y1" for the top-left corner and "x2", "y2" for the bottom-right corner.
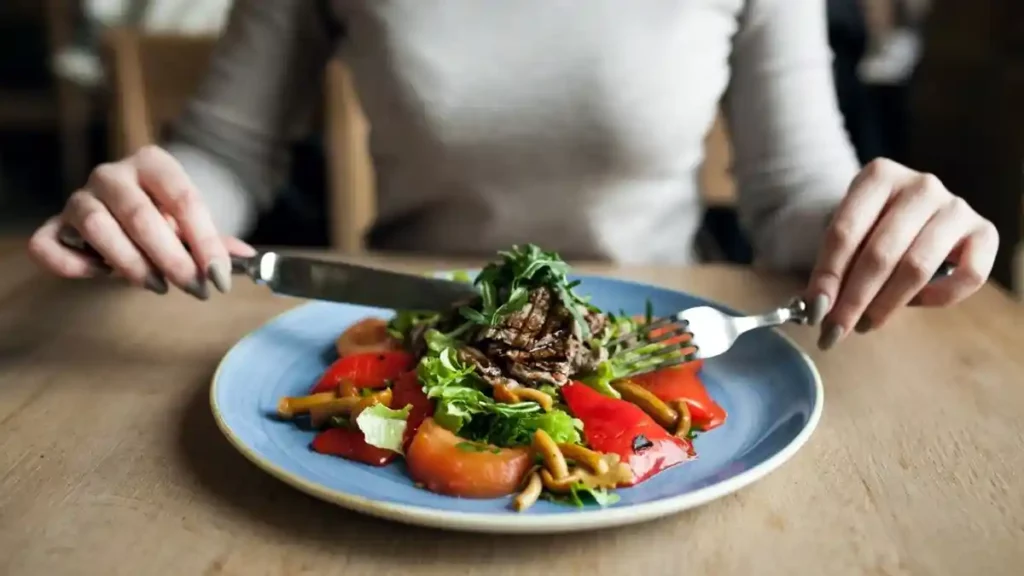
[{"x1": 57, "y1": 227, "x2": 479, "y2": 311}]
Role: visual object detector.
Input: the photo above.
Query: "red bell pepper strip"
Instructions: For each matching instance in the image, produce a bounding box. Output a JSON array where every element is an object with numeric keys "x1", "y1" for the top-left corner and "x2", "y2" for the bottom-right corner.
[
  {"x1": 311, "y1": 427, "x2": 396, "y2": 467},
  {"x1": 629, "y1": 366, "x2": 726, "y2": 432},
  {"x1": 633, "y1": 315, "x2": 698, "y2": 350},
  {"x1": 310, "y1": 351, "x2": 415, "y2": 394},
  {"x1": 389, "y1": 370, "x2": 434, "y2": 449},
  {"x1": 562, "y1": 381, "x2": 693, "y2": 485}
]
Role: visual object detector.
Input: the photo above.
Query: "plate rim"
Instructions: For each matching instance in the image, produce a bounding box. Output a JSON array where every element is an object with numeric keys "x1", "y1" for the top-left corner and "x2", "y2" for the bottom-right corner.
[{"x1": 209, "y1": 274, "x2": 824, "y2": 534}]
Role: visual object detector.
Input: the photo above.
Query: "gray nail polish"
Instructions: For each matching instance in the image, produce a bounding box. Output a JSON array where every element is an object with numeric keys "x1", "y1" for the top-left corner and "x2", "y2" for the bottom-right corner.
[
  {"x1": 207, "y1": 260, "x2": 232, "y2": 294},
  {"x1": 144, "y1": 273, "x2": 169, "y2": 295},
  {"x1": 89, "y1": 261, "x2": 114, "y2": 276},
  {"x1": 183, "y1": 278, "x2": 210, "y2": 301},
  {"x1": 817, "y1": 323, "x2": 844, "y2": 351},
  {"x1": 807, "y1": 294, "x2": 830, "y2": 326},
  {"x1": 854, "y1": 316, "x2": 872, "y2": 334}
]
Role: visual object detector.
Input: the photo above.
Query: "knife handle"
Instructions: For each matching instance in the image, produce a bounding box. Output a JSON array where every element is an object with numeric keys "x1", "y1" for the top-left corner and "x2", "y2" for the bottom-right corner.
[{"x1": 57, "y1": 226, "x2": 257, "y2": 277}]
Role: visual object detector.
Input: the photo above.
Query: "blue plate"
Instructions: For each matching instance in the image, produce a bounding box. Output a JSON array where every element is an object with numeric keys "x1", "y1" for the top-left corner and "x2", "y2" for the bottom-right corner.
[{"x1": 211, "y1": 274, "x2": 822, "y2": 533}]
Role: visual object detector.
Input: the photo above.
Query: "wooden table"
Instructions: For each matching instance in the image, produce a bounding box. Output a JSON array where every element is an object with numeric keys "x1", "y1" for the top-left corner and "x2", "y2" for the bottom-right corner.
[{"x1": 2, "y1": 249, "x2": 1024, "y2": 576}]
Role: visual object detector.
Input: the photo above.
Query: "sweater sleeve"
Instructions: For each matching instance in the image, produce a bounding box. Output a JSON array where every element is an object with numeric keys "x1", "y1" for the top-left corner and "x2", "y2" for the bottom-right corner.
[
  {"x1": 164, "y1": 0, "x2": 335, "y2": 237},
  {"x1": 723, "y1": 0, "x2": 861, "y2": 271}
]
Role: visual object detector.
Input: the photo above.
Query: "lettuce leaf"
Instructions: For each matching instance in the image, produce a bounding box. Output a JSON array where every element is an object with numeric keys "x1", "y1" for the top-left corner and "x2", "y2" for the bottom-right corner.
[
  {"x1": 416, "y1": 330, "x2": 581, "y2": 447},
  {"x1": 417, "y1": 344, "x2": 541, "y2": 435},
  {"x1": 459, "y1": 408, "x2": 582, "y2": 447},
  {"x1": 355, "y1": 404, "x2": 412, "y2": 454}
]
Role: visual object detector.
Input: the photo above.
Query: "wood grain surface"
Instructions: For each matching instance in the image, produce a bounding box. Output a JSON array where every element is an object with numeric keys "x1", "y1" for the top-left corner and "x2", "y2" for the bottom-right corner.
[{"x1": 1, "y1": 250, "x2": 1023, "y2": 576}]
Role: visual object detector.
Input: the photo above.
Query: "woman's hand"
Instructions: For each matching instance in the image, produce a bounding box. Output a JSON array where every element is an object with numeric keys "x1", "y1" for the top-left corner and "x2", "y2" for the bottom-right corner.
[
  {"x1": 28, "y1": 145, "x2": 254, "y2": 299},
  {"x1": 805, "y1": 158, "x2": 998, "y2": 350}
]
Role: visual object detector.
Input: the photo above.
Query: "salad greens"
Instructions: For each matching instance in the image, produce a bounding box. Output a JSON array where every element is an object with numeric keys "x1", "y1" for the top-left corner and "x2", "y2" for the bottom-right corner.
[
  {"x1": 386, "y1": 244, "x2": 684, "y2": 446},
  {"x1": 459, "y1": 244, "x2": 596, "y2": 336},
  {"x1": 299, "y1": 244, "x2": 712, "y2": 511},
  {"x1": 416, "y1": 332, "x2": 582, "y2": 447},
  {"x1": 376, "y1": 244, "x2": 693, "y2": 507},
  {"x1": 355, "y1": 404, "x2": 412, "y2": 454}
]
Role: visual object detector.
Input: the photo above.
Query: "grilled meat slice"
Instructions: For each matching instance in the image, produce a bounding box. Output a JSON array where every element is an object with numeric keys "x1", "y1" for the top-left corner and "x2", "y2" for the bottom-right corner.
[
  {"x1": 410, "y1": 286, "x2": 609, "y2": 390},
  {"x1": 474, "y1": 288, "x2": 603, "y2": 388}
]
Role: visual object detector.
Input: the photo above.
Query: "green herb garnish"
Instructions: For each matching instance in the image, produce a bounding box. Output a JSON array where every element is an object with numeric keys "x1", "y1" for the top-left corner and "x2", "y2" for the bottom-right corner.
[
  {"x1": 542, "y1": 483, "x2": 621, "y2": 508},
  {"x1": 387, "y1": 310, "x2": 441, "y2": 340},
  {"x1": 459, "y1": 244, "x2": 593, "y2": 337}
]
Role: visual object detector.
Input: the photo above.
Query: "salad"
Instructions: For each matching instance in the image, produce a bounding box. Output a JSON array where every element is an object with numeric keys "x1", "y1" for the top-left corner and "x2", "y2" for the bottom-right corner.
[{"x1": 275, "y1": 245, "x2": 726, "y2": 511}]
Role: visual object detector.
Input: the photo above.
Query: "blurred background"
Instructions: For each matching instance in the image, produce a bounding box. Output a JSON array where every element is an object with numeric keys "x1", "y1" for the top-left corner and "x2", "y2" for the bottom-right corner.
[{"x1": 0, "y1": 0, "x2": 1021, "y2": 291}]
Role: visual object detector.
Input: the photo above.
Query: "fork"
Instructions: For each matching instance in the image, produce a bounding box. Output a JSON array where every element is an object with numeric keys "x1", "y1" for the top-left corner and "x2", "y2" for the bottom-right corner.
[{"x1": 615, "y1": 261, "x2": 957, "y2": 374}]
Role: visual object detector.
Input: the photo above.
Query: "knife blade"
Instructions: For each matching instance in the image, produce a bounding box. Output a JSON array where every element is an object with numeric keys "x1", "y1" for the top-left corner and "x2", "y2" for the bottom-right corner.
[
  {"x1": 237, "y1": 251, "x2": 479, "y2": 311},
  {"x1": 57, "y1": 226, "x2": 479, "y2": 311}
]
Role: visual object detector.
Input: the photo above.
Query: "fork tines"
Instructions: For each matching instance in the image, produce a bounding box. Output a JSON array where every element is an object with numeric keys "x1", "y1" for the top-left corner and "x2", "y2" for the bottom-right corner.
[
  {"x1": 607, "y1": 316, "x2": 701, "y2": 378},
  {"x1": 609, "y1": 315, "x2": 687, "y2": 349}
]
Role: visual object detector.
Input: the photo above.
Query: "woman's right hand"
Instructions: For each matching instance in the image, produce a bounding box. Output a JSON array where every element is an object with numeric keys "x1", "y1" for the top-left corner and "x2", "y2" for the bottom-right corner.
[{"x1": 28, "y1": 145, "x2": 254, "y2": 300}]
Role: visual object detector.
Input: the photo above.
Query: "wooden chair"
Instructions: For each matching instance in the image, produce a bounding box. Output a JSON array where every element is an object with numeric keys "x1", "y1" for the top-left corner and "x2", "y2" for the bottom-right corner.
[
  {"x1": 101, "y1": 27, "x2": 375, "y2": 253},
  {"x1": 101, "y1": 28, "x2": 217, "y2": 158}
]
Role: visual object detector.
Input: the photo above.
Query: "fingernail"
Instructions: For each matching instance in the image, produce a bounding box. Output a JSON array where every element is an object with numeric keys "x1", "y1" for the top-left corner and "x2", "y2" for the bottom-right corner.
[
  {"x1": 183, "y1": 278, "x2": 210, "y2": 301},
  {"x1": 144, "y1": 273, "x2": 169, "y2": 295},
  {"x1": 854, "y1": 316, "x2": 872, "y2": 334},
  {"x1": 89, "y1": 261, "x2": 114, "y2": 276},
  {"x1": 817, "y1": 323, "x2": 844, "y2": 351},
  {"x1": 807, "y1": 294, "x2": 830, "y2": 326},
  {"x1": 207, "y1": 260, "x2": 232, "y2": 294}
]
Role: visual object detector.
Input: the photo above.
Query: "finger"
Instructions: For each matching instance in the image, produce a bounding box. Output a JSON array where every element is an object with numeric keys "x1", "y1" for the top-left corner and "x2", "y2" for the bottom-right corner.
[
  {"x1": 27, "y1": 216, "x2": 111, "y2": 278},
  {"x1": 805, "y1": 159, "x2": 918, "y2": 325},
  {"x1": 825, "y1": 174, "x2": 949, "y2": 341},
  {"x1": 860, "y1": 198, "x2": 972, "y2": 329},
  {"x1": 223, "y1": 236, "x2": 257, "y2": 257},
  {"x1": 164, "y1": 212, "x2": 254, "y2": 256},
  {"x1": 163, "y1": 212, "x2": 180, "y2": 235},
  {"x1": 89, "y1": 162, "x2": 208, "y2": 300},
  {"x1": 63, "y1": 190, "x2": 168, "y2": 294},
  {"x1": 915, "y1": 219, "x2": 998, "y2": 307},
  {"x1": 132, "y1": 146, "x2": 232, "y2": 293}
]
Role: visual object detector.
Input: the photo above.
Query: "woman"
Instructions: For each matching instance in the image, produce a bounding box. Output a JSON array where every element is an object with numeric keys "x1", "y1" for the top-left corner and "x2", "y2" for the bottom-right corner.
[{"x1": 27, "y1": 0, "x2": 997, "y2": 351}]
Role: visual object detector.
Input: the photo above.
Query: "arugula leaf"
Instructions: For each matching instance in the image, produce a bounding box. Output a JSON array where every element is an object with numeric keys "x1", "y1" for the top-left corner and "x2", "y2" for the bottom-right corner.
[
  {"x1": 460, "y1": 244, "x2": 592, "y2": 335},
  {"x1": 386, "y1": 310, "x2": 440, "y2": 340},
  {"x1": 355, "y1": 404, "x2": 412, "y2": 454},
  {"x1": 578, "y1": 360, "x2": 622, "y2": 399},
  {"x1": 588, "y1": 311, "x2": 640, "y2": 352},
  {"x1": 458, "y1": 306, "x2": 490, "y2": 326},
  {"x1": 578, "y1": 485, "x2": 621, "y2": 507},
  {"x1": 609, "y1": 340, "x2": 691, "y2": 378},
  {"x1": 543, "y1": 483, "x2": 621, "y2": 508},
  {"x1": 423, "y1": 328, "x2": 464, "y2": 354}
]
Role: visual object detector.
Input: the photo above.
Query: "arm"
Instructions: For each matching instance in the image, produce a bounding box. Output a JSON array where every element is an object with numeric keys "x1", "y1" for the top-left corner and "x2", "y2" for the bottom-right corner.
[
  {"x1": 723, "y1": 0, "x2": 861, "y2": 271},
  {"x1": 165, "y1": 0, "x2": 335, "y2": 237}
]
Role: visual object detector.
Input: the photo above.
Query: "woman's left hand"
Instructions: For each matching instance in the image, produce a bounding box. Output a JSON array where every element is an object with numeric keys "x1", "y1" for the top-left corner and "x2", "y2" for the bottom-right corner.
[{"x1": 805, "y1": 158, "x2": 999, "y2": 350}]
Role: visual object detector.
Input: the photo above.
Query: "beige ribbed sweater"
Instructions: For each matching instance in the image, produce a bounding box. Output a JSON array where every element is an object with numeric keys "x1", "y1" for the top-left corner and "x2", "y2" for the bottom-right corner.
[{"x1": 167, "y1": 0, "x2": 859, "y2": 268}]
